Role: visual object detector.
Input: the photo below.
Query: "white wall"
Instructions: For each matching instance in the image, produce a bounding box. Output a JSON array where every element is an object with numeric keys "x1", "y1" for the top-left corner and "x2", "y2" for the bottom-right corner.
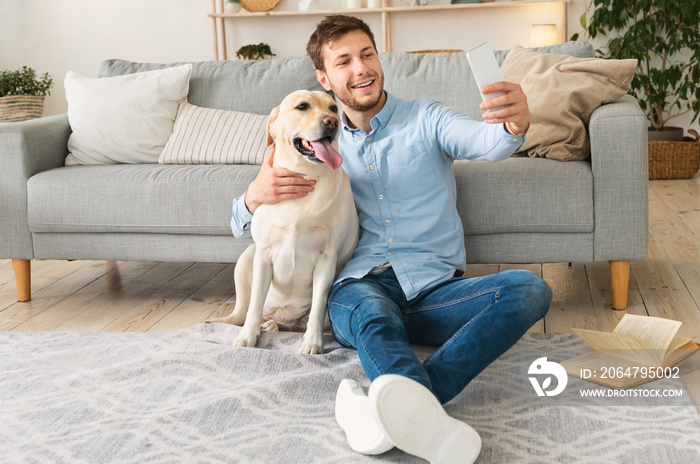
[{"x1": 1, "y1": 0, "x2": 697, "y2": 134}]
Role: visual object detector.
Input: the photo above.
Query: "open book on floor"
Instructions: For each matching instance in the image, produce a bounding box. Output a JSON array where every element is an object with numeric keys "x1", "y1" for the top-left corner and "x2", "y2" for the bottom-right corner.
[{"x1": 561, "y1": 314, "x2": 699, "y2": 389}]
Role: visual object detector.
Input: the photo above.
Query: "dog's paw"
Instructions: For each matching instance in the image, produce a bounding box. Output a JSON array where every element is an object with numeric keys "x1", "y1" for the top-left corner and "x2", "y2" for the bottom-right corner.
[
  {"x1": 299, "y1": 332, "x2": 323, "y2": 355},
  {"x1": 299, "y1": 341, "x2": 323, "y2": 355},
  {"x1": 261, "y1": 320, "x2": 279, "y2": 332},
  {"x1": 233, "y1": 331, "x2": 258, "y2": 348},
  {"x1": 206, "y1": 313, "x2": 245, "y2": 326},
  {"x1": 300, "y1": 330, "x2": 324, "y2": 355}
]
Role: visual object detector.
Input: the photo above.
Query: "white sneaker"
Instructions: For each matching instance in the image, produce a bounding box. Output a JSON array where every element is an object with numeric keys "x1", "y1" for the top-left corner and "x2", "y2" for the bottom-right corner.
[
  {"x1": 368, "y1": 375, "x2": 482, "y2": 464},
  {"x1": 335, "y1": 379, "x2": 395, "y2": 455}
]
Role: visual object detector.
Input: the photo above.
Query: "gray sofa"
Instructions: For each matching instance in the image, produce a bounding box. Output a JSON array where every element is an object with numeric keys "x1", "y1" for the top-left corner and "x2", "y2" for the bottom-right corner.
[{"x1": 0, "y1": 41, "x2": 648, "y2": 310}]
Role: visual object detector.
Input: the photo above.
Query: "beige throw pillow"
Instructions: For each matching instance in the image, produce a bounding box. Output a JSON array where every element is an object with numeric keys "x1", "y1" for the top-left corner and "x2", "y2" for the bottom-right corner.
[
  {"x1": 159, "y1": 102, "x2": 268, "y2": 165},
  {"x1": 500, "y1": 46, "x2": 637, "y2": 161}
]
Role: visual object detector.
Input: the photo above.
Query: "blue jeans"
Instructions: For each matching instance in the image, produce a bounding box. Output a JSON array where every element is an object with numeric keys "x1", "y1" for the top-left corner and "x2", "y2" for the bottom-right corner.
[{"x1": 328, "y1": 267, "x2": 552, "y2": 404}]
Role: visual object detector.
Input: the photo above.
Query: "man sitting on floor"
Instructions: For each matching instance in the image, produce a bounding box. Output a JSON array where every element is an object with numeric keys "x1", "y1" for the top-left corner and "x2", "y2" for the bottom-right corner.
[{"x1": 231, "y1": 15, "x2": 553, "y2": 464}]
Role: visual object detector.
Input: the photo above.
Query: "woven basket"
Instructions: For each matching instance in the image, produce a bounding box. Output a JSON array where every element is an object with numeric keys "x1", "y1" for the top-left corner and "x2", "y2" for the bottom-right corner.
[
  {"x1": 648, "y1": 140, "x2": 700, "y2": 180},
  {"x1": 0, "y1": 95, "x2": 45, "y2": 122},
  {"x1": 240, "y1": 0, "x2": 281, "y2": 12}
]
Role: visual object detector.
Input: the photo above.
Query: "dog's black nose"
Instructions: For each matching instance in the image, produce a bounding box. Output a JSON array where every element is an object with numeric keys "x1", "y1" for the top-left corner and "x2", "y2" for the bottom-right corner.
[{"x1": 322, "y1": 116, "x2": 339, "y2": 130}]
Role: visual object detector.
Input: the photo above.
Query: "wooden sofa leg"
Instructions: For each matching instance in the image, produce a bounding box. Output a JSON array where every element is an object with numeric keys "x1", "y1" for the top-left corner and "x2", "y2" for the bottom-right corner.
[
  {"x1": 12, "y1": 259, "x2": 31, "y2": 302},
  {"x1": 610, "y1": 260, "x2": 630, "y2": 310}
]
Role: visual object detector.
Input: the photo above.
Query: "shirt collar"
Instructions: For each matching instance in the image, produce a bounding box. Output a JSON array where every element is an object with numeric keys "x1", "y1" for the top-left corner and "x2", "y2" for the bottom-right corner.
[
  {"x1": 340, "y1": 91, "x2": 397, "y2": 134},
  {"x1": 372, "y1": 91, "x2": 396, "y2": 128}
]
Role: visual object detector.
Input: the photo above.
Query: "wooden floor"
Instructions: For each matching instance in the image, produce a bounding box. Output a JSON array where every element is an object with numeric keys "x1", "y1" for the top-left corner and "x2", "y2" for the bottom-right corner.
[{"x1": 1, "y1": 177, "x2": 700, "y2": 407}]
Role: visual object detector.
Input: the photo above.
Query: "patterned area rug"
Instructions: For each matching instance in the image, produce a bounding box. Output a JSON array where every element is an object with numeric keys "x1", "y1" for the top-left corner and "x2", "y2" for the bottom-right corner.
[{"x1": 1, "y1": 324, "x2": 699, "y2": 463}]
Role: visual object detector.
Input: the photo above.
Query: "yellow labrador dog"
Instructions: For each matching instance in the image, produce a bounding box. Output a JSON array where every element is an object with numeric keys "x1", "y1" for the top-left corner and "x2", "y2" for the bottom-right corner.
[{"x1": 209, "y1": 90, "x2": 359, "y2": 354}]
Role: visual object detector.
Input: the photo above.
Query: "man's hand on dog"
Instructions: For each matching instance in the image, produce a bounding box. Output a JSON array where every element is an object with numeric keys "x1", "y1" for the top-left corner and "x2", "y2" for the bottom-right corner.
[
  {"x1": 244, "y1": 145, "x2": 317, "y2": 213},
  {"x1": 479, "y1": 81, "x2": 530, "y2": 135}
]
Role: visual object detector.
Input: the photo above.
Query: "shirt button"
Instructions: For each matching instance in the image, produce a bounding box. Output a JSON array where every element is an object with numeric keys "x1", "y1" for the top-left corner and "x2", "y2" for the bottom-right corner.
[
  {"x1": 245, "y1": 215, "x2": 251, "y2": 220},
  {"x1": 513, "y1": 138, "x2": 519, "y2": 142},
  {"x1": 387, "y1": 252, "x2": 392, "y2": 257},
  {"x1": 385, "y1": 219, "x2": 391, "y2": 224},
  {"x1": 388, "y1": 238, "x2": 393, "y2": 243},
  {"x1": 366, "y1": 137, "x2": 371, "y2": 143},
  {"x1": 379, "y1": 194, "x2": 384, "y2": 200},
  {"x1": 382, "y1": 123, "x2": 386, "y2": 128},
  {"x1": 369, "y1": 165, "x2": 375, "y2": 171}
]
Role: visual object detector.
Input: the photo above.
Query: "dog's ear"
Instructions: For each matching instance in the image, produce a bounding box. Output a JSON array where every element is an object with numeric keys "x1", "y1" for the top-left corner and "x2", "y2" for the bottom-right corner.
[{"x1": 266, "y1": 106, "x2": 280, "y2": 147}]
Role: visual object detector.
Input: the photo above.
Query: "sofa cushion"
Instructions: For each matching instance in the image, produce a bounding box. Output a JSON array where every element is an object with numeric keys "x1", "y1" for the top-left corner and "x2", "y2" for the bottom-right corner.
[
  {"x1": 27, "y1": 164, "x2": 260, "y2": 236},
  {"x1": 99, "y1": 57, "x2": 325, "y2": 116},
  {"x1": 159, "y1": 102, "x2": 269, "y2": 165},
  {"x1": 454, "y1": 157, "x2": 594, "y2": 235},
  {"x1": 501, "y1": 46, "x2": 637, "y2": 161},
  {"x1": 381, "y1": 41, "x2": 596, "y2": 120},
  {"x1": 27, "y1": 159, "x2": 593, "y2": 237},
  {"x1": 99, "y1": 42, "x2": 594, "y2": 118},
  {"x1": 65, "y1": 64, "x2": 193, "y2": 166}
]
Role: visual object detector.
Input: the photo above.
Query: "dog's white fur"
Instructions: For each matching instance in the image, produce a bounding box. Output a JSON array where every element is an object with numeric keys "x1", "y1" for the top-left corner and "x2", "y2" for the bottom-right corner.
[{"x1": 208, "y1": 90, "x2": 359, "y2": 354}]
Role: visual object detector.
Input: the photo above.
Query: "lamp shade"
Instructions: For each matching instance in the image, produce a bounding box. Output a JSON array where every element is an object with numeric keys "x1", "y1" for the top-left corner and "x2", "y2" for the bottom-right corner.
[{"x1": 529, "y1": 24, "x2": 559, "y2": 47}]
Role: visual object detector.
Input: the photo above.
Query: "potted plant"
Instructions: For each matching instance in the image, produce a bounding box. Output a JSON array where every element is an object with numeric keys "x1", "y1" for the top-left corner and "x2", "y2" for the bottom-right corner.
[
  {"x1": 0, "y1": 66, "x2": 54, "y2": 123},
  {"x1": 573, "y1": 0, "x2": 700, "y2": 178},
  {"x1": 235, "y1": 43, "x2": 276, "y2": 61}
]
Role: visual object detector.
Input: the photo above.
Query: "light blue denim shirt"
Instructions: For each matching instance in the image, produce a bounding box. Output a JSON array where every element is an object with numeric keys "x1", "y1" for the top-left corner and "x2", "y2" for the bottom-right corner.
[{"x1": 231, "y1": 91, "x2": 524, "y2": 300}]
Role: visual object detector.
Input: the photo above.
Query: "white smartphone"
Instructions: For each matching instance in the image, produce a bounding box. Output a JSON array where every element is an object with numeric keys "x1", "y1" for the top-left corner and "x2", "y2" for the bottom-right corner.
[{"x1": 466, "y1": 43, "x2": 506, "y2": 112}]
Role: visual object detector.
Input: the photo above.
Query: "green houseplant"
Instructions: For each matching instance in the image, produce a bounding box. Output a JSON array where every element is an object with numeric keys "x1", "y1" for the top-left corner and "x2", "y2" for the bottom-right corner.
[
  {"x1": 574, "y1": 0, "x2": 700, "y2": 138},
  {"x1": 235, "y1": 43, "x2": 276, "y2": 61},
  {"x1": 573, "y1": 0, "x2": 700, "y2": 179},
  {"x1": 0, "y1": 66, "x2": 54, "y2": 122}
]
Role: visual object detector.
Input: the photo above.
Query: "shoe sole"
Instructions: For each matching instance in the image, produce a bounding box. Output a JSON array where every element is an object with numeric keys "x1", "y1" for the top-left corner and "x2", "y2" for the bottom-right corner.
[
  {"x1": 369, "y1": 375, "x2": 481, "y2": 464},
  {"x1": 335, "y1": 379, "x2": 394, "y2": 455}
]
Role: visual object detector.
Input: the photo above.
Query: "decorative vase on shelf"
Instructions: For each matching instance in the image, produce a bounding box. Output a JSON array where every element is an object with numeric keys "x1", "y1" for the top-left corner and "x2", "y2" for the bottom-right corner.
[
  {"x1": 367, "y1": 0, "x2": 382, "y2": 8},
  {"x1": 224, "y1": 0, "x2": 242, "y2": 13}
]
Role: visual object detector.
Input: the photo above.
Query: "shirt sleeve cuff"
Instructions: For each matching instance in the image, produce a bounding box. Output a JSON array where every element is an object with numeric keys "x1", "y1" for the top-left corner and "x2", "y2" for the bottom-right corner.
[
  {"x1": 231, "y1": 191, "x2": 253, "y2": 238},
  {"x1": 501, "y1": 123, "x2": 526, "y2": 152}
]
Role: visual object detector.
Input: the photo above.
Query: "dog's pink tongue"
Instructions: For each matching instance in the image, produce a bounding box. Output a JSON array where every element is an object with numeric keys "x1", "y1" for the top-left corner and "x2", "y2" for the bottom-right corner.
[{"x1": 310, "y1": 139, "x2": 343, "y2": 170}]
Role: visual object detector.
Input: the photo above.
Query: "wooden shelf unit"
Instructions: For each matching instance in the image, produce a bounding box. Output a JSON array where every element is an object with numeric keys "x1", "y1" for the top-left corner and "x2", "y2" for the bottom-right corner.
[{"x1": 209, "y1": 0, "x2": 569, "y2": 59}]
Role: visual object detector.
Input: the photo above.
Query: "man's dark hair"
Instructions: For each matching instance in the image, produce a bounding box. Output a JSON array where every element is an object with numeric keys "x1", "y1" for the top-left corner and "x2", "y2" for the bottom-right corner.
[{"x1": 306, "y1": 15, "x2": 377, "y2": 72}]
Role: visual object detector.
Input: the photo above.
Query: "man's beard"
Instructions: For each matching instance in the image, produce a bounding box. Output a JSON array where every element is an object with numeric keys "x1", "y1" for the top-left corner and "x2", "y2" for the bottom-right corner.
[{"x1": 335, "y1": 74, "x2": 385, "y2": 112}]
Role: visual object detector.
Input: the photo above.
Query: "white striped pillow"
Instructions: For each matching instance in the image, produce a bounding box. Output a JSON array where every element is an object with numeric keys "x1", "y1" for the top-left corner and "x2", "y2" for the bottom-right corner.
[{"x1": 159, "y1": 102, "x2": 268, "y2": 165}]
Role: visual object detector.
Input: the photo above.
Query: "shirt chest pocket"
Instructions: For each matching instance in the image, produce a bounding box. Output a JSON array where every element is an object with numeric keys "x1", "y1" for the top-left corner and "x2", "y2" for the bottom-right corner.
[{"x1": 384, "y1": 141, "x2": 439, "y2": 201}]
